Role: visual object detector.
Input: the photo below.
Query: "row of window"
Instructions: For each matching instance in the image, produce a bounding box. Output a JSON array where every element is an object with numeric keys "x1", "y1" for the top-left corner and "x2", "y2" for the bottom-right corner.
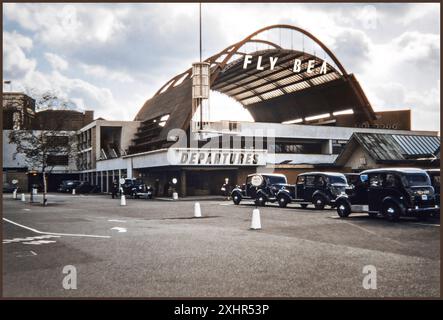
[{"x1": 46, "y1": 155, "x2": 69, "y2": 166}]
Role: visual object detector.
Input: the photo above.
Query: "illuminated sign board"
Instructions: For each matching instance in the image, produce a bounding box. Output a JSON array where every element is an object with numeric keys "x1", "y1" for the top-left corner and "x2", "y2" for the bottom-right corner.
[{"x1": 168, "y1": 148, "x2": 267, "y2": 166}]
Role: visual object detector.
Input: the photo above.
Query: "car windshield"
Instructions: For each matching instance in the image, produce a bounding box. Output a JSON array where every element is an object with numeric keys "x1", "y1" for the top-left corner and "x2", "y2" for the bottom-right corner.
[
  {"x1": 265, "y1": 176, "x2": 287, "y2": 185},
  {"x1": 402, "y1": 173, "x2": 431, "y2": 187},
  {"x1": 328, "y1": 176, "x2": 347, "y2": 184}
]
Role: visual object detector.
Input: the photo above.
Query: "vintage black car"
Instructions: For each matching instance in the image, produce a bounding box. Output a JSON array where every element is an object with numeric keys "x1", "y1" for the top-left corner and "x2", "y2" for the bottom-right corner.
[
  {"x1": 335, "y1": 168, "x2": 439, "y2": 221},
  {"x1": 426, "y1": 169, "x2": 440, "y2": 207},
  {"x1": 122, "y1": 178, "x2": 154, "y2": 199},
  {"x1": 3, "y1": 182, "x2": 17, "y2": 193},
  {"x1": 276, "y1": 172, "x2": 348, "y2": 209},
  {"x1": 231, "y1": 173, "x2": 288, "y2": 206},
  {"x1": 58, "y1": 180, "x2": 82, "y2": 193}
]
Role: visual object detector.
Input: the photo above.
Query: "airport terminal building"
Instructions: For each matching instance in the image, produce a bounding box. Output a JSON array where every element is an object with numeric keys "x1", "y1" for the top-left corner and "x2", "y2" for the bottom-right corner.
[
  {"x1": 75, "y1": 25, "x2": 439, "y2": 196},
  {"x1": 3, "y1": 25, "x2": 439, "y2": 195}
]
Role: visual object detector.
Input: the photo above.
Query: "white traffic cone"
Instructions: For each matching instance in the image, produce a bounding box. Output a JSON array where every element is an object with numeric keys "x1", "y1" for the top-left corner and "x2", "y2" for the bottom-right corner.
[
  {"x1": 194, "y1": 202, "x2": 202, "y2": 218},
  {"x1": 120, "y1": 194, "x2": 126, "y2": 206},
  {"x1": 250, "y1": 208, "x2": 261, "y2": 230},
  {"x1": 12, "y1": 189, "x2": 17, "y2": 199},
  {"x1": 21, "y1": 193, "x2": 26, "y2": 202},
  {"x1": 72, "y1": 188, "x2": 76, "y2": 195}
]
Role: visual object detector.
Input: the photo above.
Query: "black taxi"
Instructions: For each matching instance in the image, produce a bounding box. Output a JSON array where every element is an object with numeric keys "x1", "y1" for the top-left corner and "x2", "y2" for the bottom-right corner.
[
  {"x1": 335, "y1": 168, "x2": 439, "y2": 221},
  {"x1": 276, "y1": 172, "x2": 348, "y2": 209},
  {"x1": 231, "y1": 173, "x2": 288, "y2": 206}
]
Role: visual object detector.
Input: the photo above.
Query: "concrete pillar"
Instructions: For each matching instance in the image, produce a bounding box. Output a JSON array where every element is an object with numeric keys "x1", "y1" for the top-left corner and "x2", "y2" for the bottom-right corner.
[
  {"x1": 180, "y1": 170, "x2": 187, "y2": 197},
  {"x1": 322, "y1": 140, "x2": 333, "y2": 155},
  {"x1": 105, "y1": 171, "x2": 109, "y2": 193}
]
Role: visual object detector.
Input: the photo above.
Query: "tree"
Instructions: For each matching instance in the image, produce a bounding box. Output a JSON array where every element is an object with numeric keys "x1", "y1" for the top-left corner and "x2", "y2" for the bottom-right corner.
[{"x1": 8, "y1": 91, "x2": 78, "y2": 205}]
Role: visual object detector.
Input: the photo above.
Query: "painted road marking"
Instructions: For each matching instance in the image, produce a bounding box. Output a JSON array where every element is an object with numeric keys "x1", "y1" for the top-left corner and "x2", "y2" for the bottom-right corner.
[
  {"x1": 108, "y1": 219, "x2": 127, "y2": 223},
  {"x1": 14, "y1": 251, "x2": 37, "y2": 258},
  {"x1": 111, "y1": 227, "x2": 127, "y2": 233},
  {"x1": 22, "y1": 208, "x2": 31, "y2": 211},
  {"x1": 3, "y1": 235, "x2": 60, "y2": 244},
  {"x1": 3, "y1": 218, "x2": 111, "y2": 238},
  {"x1": 22, "y1": 240, "x2": 57, "y2": 245}
]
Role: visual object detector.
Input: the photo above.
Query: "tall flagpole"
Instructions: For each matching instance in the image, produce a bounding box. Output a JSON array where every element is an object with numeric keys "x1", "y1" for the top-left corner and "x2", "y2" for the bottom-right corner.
[
  {"x1": 199, "y1": 2, "x2": 203, "y2": 130},
  {"x1": 199, "y1": 3, "x2": 202, "y2": 63}
]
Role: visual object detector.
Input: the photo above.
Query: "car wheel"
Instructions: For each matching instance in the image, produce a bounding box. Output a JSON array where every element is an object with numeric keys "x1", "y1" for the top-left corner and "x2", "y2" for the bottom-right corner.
[
  {"x1": 336, "y1": 200, "x2": 351, "y2": 218},
  {"x1": 313, "y1": 195, "x2": 325, "y2": 210},
  {"x1": 278, "y1": 195, "x2": 288, "y2": 208},
  {"x1": 300, "y1": 204, "x2": 308, "y2": 209},
  {"x1": 255, "y1": 195, "x2": 266, "y2": 207},
  {"x1": 382, "y1": 201, "x2": 401, "y2": 222},
  {"x1": 232, "y1": 193, "x2": 241, "y2": 205}
]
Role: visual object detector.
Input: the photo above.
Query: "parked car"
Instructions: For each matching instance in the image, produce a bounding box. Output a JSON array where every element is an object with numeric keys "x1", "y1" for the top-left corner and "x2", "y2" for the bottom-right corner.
[
  {"x1": 425, "y1": 169, "x2": 440, "y2": 207},
  {"x1": 3, "y1": 182, "x2": 17, "y2": 193},
  {"x1": 335, "y1": 168, "x2": 439, "y2": 221},
  {"x1": 276, "y1": 172, "x2": 348, "y2": 209},
  {"x1": 132, "y1": 184, "x2": 154, "y2": 199},
  {"x1": 231, "y1": 173, "x2": 289, "y2": 206},
  {"x1": 58, "y1": 180, "x2": 82, "y2": 193},
  {"x1": 121, "y1": 178, "x2": 154, "y2": 199},
  {"x1": 121, "y1": 178, "x2": 143, "y2": 195}
]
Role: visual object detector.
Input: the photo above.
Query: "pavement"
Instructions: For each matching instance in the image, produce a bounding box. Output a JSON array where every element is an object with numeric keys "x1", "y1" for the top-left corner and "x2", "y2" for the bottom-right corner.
[{"x1": 2, "y1": 192, "x2": 440, "y2": 297}]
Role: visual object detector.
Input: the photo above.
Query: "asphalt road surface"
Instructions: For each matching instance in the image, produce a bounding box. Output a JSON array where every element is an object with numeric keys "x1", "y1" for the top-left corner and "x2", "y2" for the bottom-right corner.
[{"x1": 2, "y1": 193, "x2": 440, "y2": 297}]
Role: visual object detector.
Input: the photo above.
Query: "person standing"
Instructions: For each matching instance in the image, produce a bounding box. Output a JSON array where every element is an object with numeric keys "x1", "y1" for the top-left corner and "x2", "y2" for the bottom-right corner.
[{"x1": 111, "y1": 180, "x2": 118, "y2": 199}]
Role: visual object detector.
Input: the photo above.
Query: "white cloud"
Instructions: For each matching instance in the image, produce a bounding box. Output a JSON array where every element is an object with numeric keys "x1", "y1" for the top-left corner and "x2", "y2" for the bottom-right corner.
[
  {"x1": 3, "y1": 31, "x2": 36, "y2": 79},
  {"x1": 44, "y1": 52, "x2": 68, "y2": 70},
  {"x1": 2, "y1": 3, "x2": 440, "y2": 131},
  {"x1": 80, "y1": 63, "x2": 134, "y2": 83}
]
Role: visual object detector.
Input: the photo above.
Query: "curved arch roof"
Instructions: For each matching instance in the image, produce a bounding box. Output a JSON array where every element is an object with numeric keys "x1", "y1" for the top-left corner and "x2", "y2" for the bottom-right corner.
[{"x1": 131, "y1": 25, "x2": 376, "y2": 153}]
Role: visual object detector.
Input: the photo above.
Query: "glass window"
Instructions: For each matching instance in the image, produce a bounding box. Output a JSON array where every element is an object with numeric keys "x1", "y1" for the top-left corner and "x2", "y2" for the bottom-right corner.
[
  {"x1": 402, "y1": 173, "x2": 431, "y2": 187},
  {"x1": 384, "y1": 173, "x2": 400, "y2": 188},
  {"x1": 265, "y1": 176, "x2": 287, "y2": 185},
  {"x1": 306, "y1": 176, "x2": 315, "y2": 186},
  {"x1": 369, "y1": 174, "x2": 383, "y2": 187},
  {"x1": 297, "y1": 176, "x2": 305, "y2": 184},
  {"x1": 315, "y1": 176, "x2": 326, "y2": 187},
  {"x1": 328, "y1": 175, "x2": 347, "y2": 184}
]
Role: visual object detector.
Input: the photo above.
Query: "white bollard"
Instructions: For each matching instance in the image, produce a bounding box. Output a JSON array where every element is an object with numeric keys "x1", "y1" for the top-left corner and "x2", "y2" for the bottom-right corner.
[
  {"x1": 12, "y1": 189, "x2": 17, "y2": 199},
  {"x1": 120, "y1": 194, "x2": 126, "y2": 206},
  {"x1": 194, "y1": 202, "x2": 202, "y2": 218},
  {"x1": 21, "y1": 193, "x2": 26, "y2": 202},
  {"x1": 72, "y1": 188, "x2": 76, "y2": 195},
  {"x1": 172, "y1": 192, "x2": 178, "y2": 200},
  {"x1": 250, "y1": 208, "x2": 261, "y2": 230}
]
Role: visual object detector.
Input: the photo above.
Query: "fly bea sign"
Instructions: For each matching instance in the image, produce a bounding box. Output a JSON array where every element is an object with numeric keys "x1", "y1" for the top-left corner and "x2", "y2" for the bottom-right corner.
[{"x1": 243, "y1": 55, "x2": 328, "y2": 74}]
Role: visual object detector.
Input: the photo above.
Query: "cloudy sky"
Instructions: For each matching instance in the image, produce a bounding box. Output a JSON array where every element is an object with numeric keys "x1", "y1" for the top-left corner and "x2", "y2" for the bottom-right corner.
[{"x1": 3, "y1": 3, "x2": 440, "y2": 131}]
